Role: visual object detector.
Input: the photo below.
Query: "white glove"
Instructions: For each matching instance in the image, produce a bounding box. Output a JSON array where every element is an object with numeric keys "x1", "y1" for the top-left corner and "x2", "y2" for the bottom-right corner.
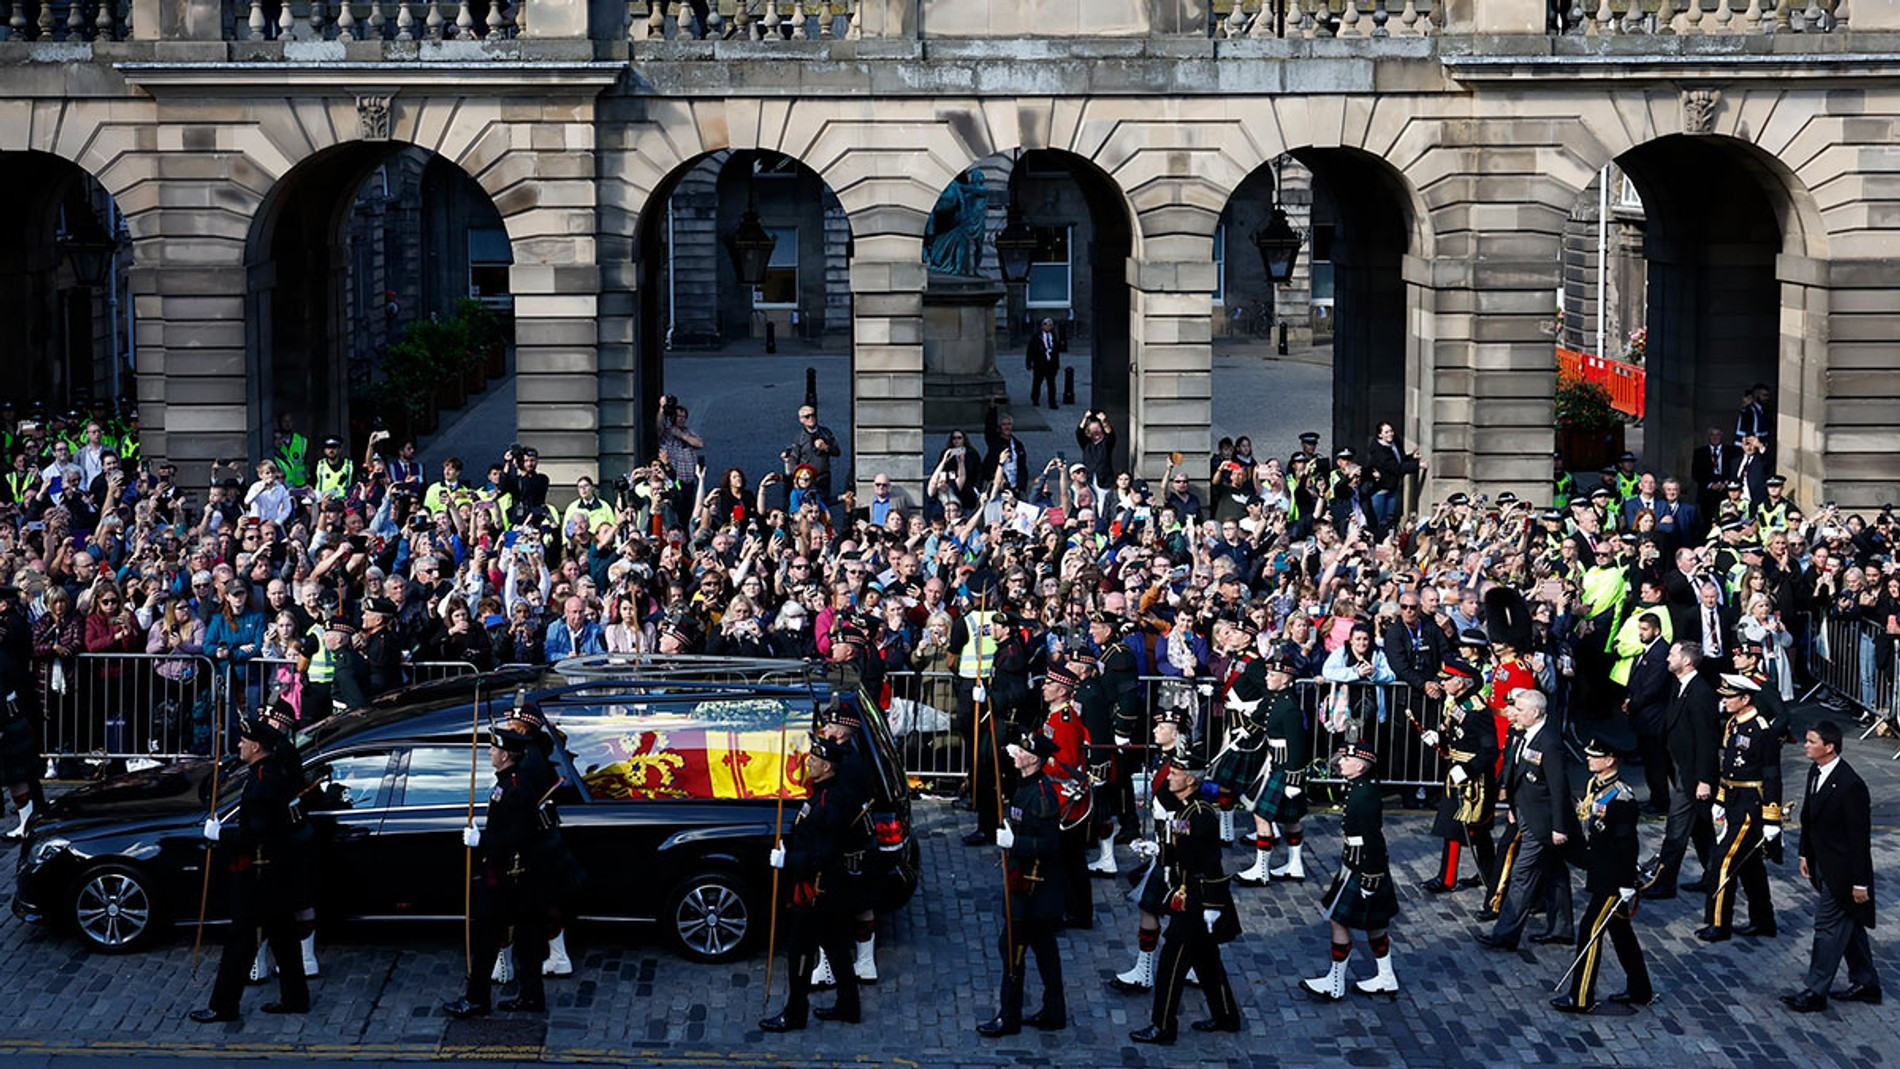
[
  {"x1": 1114, "y1": 735, "x2": 1131, "y2": 747},
  {"x1": 1763, "y1": 825, "x2": 1782, "y2": 842},
  {"x1": 1203, "y1": 908, "x2": 1220, "y2": 932},
  {"x1": 1711, "y1": 804, "x2": 1726, "y2": 824},
  {"x1": 462, "y1": 826, "x2": 481, "y2": 849},
  {"x1": 1285, "y1": 785, "x2": 1303, "y2": 798},
  {"x1": 1151, "y1": 797, "x2": 1170, "y2": 821},
  {"x1": 1617, "y1": 886, "x2": 1637, "y2": 905},
  {"x1": 1131, "y1": 839, "x2": 1160, "y2": 861},
  {"x1": 1449, "y1": 766, "x2": 1468, "y2": 785},
  {"x1": 972, "y1": 684, "x2": 987, "y2": 702},
  {"x1": 1420, "y1": 730, "x2": 1440, "y2": 748},
  {"x1": 769, "y1": 846, "x2": 786, "y2": 869},
  {"x1": 202, "y1": 817, "x2": 222, "y2": 842},
  {"x1": 995, "y1": 825, "x2": 1015, "y2": 850}
]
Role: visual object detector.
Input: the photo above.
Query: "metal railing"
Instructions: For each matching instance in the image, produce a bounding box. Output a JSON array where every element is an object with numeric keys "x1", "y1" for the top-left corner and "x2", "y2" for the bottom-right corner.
[
  {"x1": 1805, "y1": 612, "x2": 1900, "y2": 756},
  {"x1": 877, "y1": 669, "x2": 1450, "y2": 792}
]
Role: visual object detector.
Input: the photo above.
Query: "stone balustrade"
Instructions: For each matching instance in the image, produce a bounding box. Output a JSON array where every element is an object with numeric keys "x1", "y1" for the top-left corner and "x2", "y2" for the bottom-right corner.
[{"x1": 0, "y1": 0, "x2": 131, "y2": 41}]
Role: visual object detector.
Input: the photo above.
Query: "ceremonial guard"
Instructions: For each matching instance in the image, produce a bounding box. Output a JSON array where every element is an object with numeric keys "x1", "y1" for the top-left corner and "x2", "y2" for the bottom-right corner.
[
  {"x1": 190, "y1": 705, "x2": 315, "y2": 1023},
  {"x1": 1237, "y1": 654, "x2": 1309, "y2": 884},
  {"x1": 1037, "y1": 662, "x2": 1096, "y2": 929},
  {"x1": 1130, "y1": 752, "x2": 1241, "y2": 1044},
  {"x1": 446, "y1": 713, "x2": 583, "y2": 1019},
  {"x1": 965, "y1": 610, "x2": 1031, "y2": 846},
  {"x1": 809, "y1": 698, "x2": 881, "y2": 989},
  {"x1": 1303, "y1": 743, "x2": 1400, "y2": 999},
  {"x1": 1551, "y1": 725, "x2": 1651, "y2": 1014},
  {"x1": 1072, "y1": 650, "x2": 1124, "y2": 878},
  {"x1": 978, "y1": 732, "x2": 1067, "y2": 1038},
  {"x1": 762, "y1": 734, "x2": 871, "y2": 1031},
  {"x1": 1110, "y1": 705, "x2": 1193, "y2": 992},
  {"x1": 1208, "y1": 621, "x2": 1270, "y2": 861},
  {"x1": 1421, "y1": 663, "x2": 1498, "y2": 894},
  {"x1": 1697, "y1": 674, "x2": 1782, "y2": 942}
]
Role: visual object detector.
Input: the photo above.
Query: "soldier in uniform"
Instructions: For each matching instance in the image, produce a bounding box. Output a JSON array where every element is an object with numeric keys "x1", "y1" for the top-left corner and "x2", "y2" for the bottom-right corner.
[
  {"x1": 965, "y1": 610, "x2": 1031, "y2": 846},
  {"x1": 1696, "y1": 674, "x2": 1783, "y2": 942},
  {"x1": 977, "y1": 732, "x2": 1067, "y2": 1038},
  {"x1": 190, "y1": 708, "x2": 315, "y2": 1022},
  {"x1": 1302, "y1": 743, "x2": 1400, "y2": 1000},
  {"x1": 809, "y1": 698, "x2": 881, "y2": 989},
  {"x1": 1236, "y1": 654, "x2": 1308, "y2": 885},
  {"x1": 0, "y1": 583, "x2": 42, "y2": 839},
  {"x1": 445, "y1": 713, "x2": 581, "y2": 1018},
  {"x1": 1551, "y1": 723, "x2": 1652, "y2": 1014},
  {"x1": 1109, "y1": 705, "x2": 1193, "y2": 992},
  {"x1": 1130, "y1": 752, "x2": 1241, "y2": 1044},
  {"x1": 327, "y1": 620, "x2": 373, "y2": 714},
  {"x1": 1037, "y1": 662, "x2": 1095, "y2": 929},
  {"x1": 359, "y1": 596, "x2": 405, "y2": 699},
  {"x1": 761, "y1": 735, "x2": 870, "y2": 1031},
  {"x1": 1072, "y1": 650, "x2": 1124, "y2": 878},
  {"x1": 1207, "y1": 620, "x2": 1269, "y2": 860},
  {"x1": 1420, "y1": 662, "x2": 1498, "y2": 895}
]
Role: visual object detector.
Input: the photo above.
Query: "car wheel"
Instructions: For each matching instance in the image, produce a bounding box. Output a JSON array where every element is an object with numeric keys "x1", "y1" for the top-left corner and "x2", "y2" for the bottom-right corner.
[
  {"x1": 70, "y1": 863, "x2": 160, "y2": 954},
  {"x1": 665, "y1": 870, "x2": 753, "y2": 963}
]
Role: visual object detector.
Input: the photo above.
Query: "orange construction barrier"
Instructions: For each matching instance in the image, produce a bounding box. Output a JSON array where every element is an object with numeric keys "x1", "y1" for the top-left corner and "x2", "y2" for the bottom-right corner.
[{"x1": 1556, "y1": 346, "x2": 1645, "y2": 420}]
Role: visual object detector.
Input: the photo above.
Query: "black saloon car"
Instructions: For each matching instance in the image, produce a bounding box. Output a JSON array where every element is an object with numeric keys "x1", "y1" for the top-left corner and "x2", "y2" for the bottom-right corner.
[{"x1": 14, "y1": 657, "x2": 918, "y2": 962}]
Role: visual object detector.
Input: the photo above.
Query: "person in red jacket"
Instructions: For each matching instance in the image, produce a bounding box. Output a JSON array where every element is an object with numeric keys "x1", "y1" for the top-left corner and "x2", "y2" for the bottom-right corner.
[{"x1": 1039, "y1": 661, "x2": 1093, "y2": 929}]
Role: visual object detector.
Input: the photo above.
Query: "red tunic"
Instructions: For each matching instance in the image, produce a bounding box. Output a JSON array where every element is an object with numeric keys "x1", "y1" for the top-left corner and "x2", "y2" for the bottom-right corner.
[
  {"x1": 1042, "y1": 702, "x2": 1092, "y2": 825},
  {"x1": 1486, "y1": 657, "x2": 1536, "y2": 772}
]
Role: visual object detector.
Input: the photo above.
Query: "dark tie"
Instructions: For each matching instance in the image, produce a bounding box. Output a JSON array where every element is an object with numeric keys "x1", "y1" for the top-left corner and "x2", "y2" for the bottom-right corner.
[
  {"x1": 1706, "y1": 608, "x2": 1721, "y2": 655},
  {"x1": 1807, "y1": 764, "x2": 1820, "y2": 806}
]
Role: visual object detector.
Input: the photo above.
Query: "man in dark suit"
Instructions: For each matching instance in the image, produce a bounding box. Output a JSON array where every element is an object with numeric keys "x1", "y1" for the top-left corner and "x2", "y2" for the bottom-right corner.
[
  {"x1": 1685, "y1": 580, "x2": 1738, "y2": 679},
  {"x1": 981, "y1": 403, "x2": 1031, "y2": 498},
  {"x1": 1621, "y1": 614, "x2": 1674, "y2": 815},
  {"x1": 1025, "y1": 317, "x2": 1063, "y2": 411},
  {"x1": 1641, "y1": 640, "x2": 1719, "y2": 899},
  {"x1": 1478, "y1": 689, "x2": 1577, "y2": 950},
  {"x1": 1734, "y1": 433, "x2": 1769, "y2": 507},
  {"x1": 1783, "y1": 721, "x2": 1880, "y2": 1013},
  {"x1": 1652, "y1": 478, "x2": 1699, "y2": 556},
  {"x1": 1690, "y1": 427, "x2": 1732, "y2": 524}
]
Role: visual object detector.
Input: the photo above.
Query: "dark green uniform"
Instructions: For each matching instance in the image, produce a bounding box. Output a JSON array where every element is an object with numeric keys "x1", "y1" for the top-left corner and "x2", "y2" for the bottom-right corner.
[
  {"x1": 1563, "y1": 769, "x2": 1651, "y2": 1010},
  {"x1": 983, "y1": 767, "x2": 1066, "y2": 1035},
  {"x1": 1323, "y1": 777, "x2": 1398, "y2": 930},
  {"x1": 1144, "y1": 794, "x2": 1239, "y2": 1035},
  {"x1": 203, "y1": 743, "x2": 314, "y2": 1017}
]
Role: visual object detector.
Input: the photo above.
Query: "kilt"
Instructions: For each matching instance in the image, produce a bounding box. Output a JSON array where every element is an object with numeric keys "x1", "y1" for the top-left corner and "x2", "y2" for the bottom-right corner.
[
  {"x1": 1320, "y1": 867, "x2": 1400, "y2": 931},
  {"x1": 1252, "y1": 767, "x2": 1308, "y2": 825},
  {"x1": 0, "y1": 703, "x2": 39, "y2": 787},
  {"x1": 1209, "y1": 738, "x2": 1268, "y2": 797},
  {"x1": 1430, "y1": 774, "x2": 1494, "y2": 839},
  {"x1": 1134, "y1": 861, "x2": 1170, "y2": 915}
]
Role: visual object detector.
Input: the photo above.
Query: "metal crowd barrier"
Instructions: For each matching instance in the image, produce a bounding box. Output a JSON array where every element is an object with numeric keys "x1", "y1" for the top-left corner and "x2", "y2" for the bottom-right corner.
[
  {"x1": 1805, "y1": 612, "x2": 1900, "y2": 756},
  {"x1": 37, "y1": 651, "x2": 220, "y2": 768}
]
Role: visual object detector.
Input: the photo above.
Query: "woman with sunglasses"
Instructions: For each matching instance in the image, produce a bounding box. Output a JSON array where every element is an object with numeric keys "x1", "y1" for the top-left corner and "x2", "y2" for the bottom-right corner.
[{"x1": 82, "y1": 582, "x2": 145, "y2": 776}]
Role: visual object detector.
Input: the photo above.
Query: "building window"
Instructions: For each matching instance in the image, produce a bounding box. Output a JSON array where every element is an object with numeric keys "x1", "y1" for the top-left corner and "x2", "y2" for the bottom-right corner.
[
  {"x1": 1025, "y1": 224, "x2": 1071, "y2": 309},
  {"x1": 754, "y1": 226, "x2": 799, "y2": 308},
  {"x1": 468, "y1": 227, "x2": 512, "y2": 307},
  {"x1": 1212, "y1": 225, "x2": 1226, "y2": 305},
  {"x1": 1308, "y1": 223, "x2": 1336, "y2": 304}
]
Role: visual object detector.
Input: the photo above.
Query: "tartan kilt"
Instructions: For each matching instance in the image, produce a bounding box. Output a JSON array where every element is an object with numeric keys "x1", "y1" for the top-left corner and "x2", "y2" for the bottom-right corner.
[
  {"x1": 0, "y1": 703, "x2": 38, "y2": 787},
  {"x1": 1209, "y1": 743, "x2": 1268, "y2": 797},
  {"x1": 1320, "y1": 868, "x2": 1400, "y2": 931},
  {"x1": 1251, "y1": 767, "x2": 1308, "y2": 825}
]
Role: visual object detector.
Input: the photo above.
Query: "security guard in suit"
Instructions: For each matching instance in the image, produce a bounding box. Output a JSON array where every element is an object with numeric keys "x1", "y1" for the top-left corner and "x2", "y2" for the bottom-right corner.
[{"x1": 1551, "y1": 724, "x2": 1652, "y2": 1014}]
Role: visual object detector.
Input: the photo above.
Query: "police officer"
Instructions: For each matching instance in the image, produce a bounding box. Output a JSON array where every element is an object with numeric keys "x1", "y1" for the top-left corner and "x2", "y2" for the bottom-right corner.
[
  {"x1": 1236, "y1": 653, "x2": 1306, "y2": 885},
  {"x1": 977, "y1": 732, "x2": 1066, "y2": 1038},
  {"x1": 311, "y1": 436, "x2": 352, "y2": 500},
  {"x1": 762, "y1": 735, "x2": 869, "y2": 1032},
  {"x1": 1303, "y1": 742, "x2": 1400, "y2": 1000},
  {"x1": 1697, "y1": 674, "x2": 1782, "y2": 942},
  {"x1": 1420, "y1": 663, "x2": 1498, "y2": 894},
  {"x1": 445, "y1": 712, "x2": 579, "y2": 1018},
  {"x1": 190, "y1": 707, "x2": 315, "y2": 1022},
  {"x1": 1130, "y1": 751, "x2": 1240, "y2": 1044},
  {"x1": 1552, "y1": 724, "x2": 1652, "y2": 1014}
]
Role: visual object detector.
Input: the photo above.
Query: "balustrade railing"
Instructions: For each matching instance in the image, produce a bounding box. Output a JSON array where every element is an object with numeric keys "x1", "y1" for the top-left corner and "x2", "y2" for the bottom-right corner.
[
  {"x1": 0, "y1": 0, "x2": 130, "y2": 41},
  {"x1": 219, "y1": 0, "x2": 520, "y2": 42},
  {"x1": 628, "y1": 0, "x2": 858, "y2": 41},
  {"x1": 1548, "y1": 0, "x2": 1840, "y2": 33},
  {"x1": 1208, "y1": 0, "x2": 1437, "y2": 38}
]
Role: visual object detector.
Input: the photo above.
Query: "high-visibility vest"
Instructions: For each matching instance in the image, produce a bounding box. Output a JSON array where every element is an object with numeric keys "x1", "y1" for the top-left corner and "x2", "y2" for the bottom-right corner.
[
  {"x1": 275, "y1": 433, "x2": 309, "y2": 488},
  {"x1": 563, "y1": 496, "x2": 615, "y2": 534},
  {"x1": 1755, "y1": 499, "x2": 1789, "y2": 532},
  {"x1": 304, "y1": 623, "x2": 334, "y2": 684},
  {"x1": 955, "y1": 610, "x2": 998, "y2": 681},
  {"x1": 1552, "y1": 471, "x2": 1575, "y2": 510},
  {"x1": 1615, "y1": 471, "x2": 1641, "y2": 502},
  {"x1": 313, "y1": 458, "x2": 353, "y2": 499}
]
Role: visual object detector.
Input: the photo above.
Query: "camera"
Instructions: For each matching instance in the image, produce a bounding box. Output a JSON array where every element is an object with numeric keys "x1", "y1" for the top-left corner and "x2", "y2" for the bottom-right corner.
[
  {"x1": 347, "y1": 534, "x2": 369, "y2": 553},
  {"x1": 613, "y1": 475, "x2": 632, "y2": 495}
]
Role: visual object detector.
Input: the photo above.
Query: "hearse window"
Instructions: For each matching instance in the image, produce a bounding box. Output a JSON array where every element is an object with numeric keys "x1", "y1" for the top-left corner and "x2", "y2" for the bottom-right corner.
[
  {"x1": 304, "y1": 752, "x2": 396, "y2": 812},
  {"x1": 397, "y1": 746, "x2": 478, "y2": 808}
]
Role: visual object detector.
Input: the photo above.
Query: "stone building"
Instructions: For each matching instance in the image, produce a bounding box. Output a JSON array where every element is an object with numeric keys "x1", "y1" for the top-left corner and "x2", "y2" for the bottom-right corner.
[{"x1": 1, "y1": 0, "x2": 1896, "y2": 507}]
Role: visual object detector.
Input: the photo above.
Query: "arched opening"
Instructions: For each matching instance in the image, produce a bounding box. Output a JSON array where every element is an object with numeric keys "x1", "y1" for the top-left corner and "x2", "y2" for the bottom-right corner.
[
  {"x1": 1213, "y1": 149, "x2": 1414, "y2": 460},
  {"x1": 633, "y1": 150, "x2": 854, "y2": 497},
  {"x1": 245, "y1": 144, "x2": 514, "y2": 463},
  {"x1": 0, "y1": 151, "x2": 132, "y2": 414}
]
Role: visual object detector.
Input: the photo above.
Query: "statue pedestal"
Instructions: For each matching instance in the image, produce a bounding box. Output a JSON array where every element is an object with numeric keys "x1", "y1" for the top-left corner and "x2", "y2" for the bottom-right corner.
[{"x1": 922, "y1": 272, "x2": 1009, "y2": 433}]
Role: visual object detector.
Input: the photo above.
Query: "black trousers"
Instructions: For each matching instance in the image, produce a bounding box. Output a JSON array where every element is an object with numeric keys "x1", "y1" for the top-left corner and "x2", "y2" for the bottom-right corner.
[
  {"x1": 1804, "y1": 876, "x2": 1880, "y2": 995},
  {"x1": 1028, "y1": 363, "x2": 1058, "y2": 408},
  {"x1": 1704, "y1": 801, "x2": 1773, "y2": 931},
  {"x1": 972, "y1": 717, "x2": 1018, "y2": 836},
  {"x1": 465, "y1": 879, "x2": 549, "y2": 1009},
  {"x1": 778, "y1": 906, "x2": 859, "y2": 1022},
  {"x1": 1652, "y1": 769, "x2": 1713, "y2": 886},
  {"x1": 209, "y1": 876, "x2": 308, "y2": 1015},
  {"x1": 1567, "y1": 891, "x2": 1650, "y2": 1008},
  {"x1": 1150, "y1": 919, "x2": 1236, "y2": 1030},
  {"x1": 993, "y1": 923, "x2": 1063, "y2": 1027},
  {"x1": 1058, "y1": 822, "x2": 1092, "y2": 926},
  {"x1": 1635, "y1": 732, "x2": 1670, "y2": 810},
  {"x1": 1492, "y1": 825, "x2": 1572, "y2": 944}
]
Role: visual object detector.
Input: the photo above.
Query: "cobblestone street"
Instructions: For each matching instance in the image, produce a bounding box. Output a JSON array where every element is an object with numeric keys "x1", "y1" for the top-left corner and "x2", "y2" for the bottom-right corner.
[{"x1": 1, "y1": 702, "x2": 1893, "y2": 1067}]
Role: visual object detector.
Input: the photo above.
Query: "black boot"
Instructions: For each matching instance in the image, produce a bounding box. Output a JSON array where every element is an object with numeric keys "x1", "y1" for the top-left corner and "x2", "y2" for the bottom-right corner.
[
  {"x1": 442, "y1": 998, "x2": 490, "y2": 1019},
  {"x1": 1130, "y1": 1022, "x2": 1177, "y2": 1044},
  {"x1": 978, "y1": 968, "x2": 1025, "y2": 1037}
]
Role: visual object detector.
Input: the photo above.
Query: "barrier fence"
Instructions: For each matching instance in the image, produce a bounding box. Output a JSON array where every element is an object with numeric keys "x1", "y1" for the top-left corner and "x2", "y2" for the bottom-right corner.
[
  {"x1": 1805, "y1": 612, "x2": 1900, "y2": 756},
  {"x1": 34, "y1": 654, "x2": 483, "y2": 773}
]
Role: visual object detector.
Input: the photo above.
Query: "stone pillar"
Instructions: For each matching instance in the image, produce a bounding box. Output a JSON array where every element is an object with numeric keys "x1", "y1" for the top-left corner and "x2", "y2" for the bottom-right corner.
[
  {"x1": 1805, "y1": 256, "x2": 1897, "y2": 507},
  {"x1": 1126, "y1": 249, "x2": 1214, "y2": 483},
  {"x1": 849, "y1": 235, "x2": 928, "y2": 498},
  {"x1": 921, "y1": 272, "x2": 1008, "y2": 433},
  {"x1": 511, "y1": 255, "x2": 603, "y2": 497},
  {"x1": 1427, "y1": 207, "x2": 1564, "y2": 503}
]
